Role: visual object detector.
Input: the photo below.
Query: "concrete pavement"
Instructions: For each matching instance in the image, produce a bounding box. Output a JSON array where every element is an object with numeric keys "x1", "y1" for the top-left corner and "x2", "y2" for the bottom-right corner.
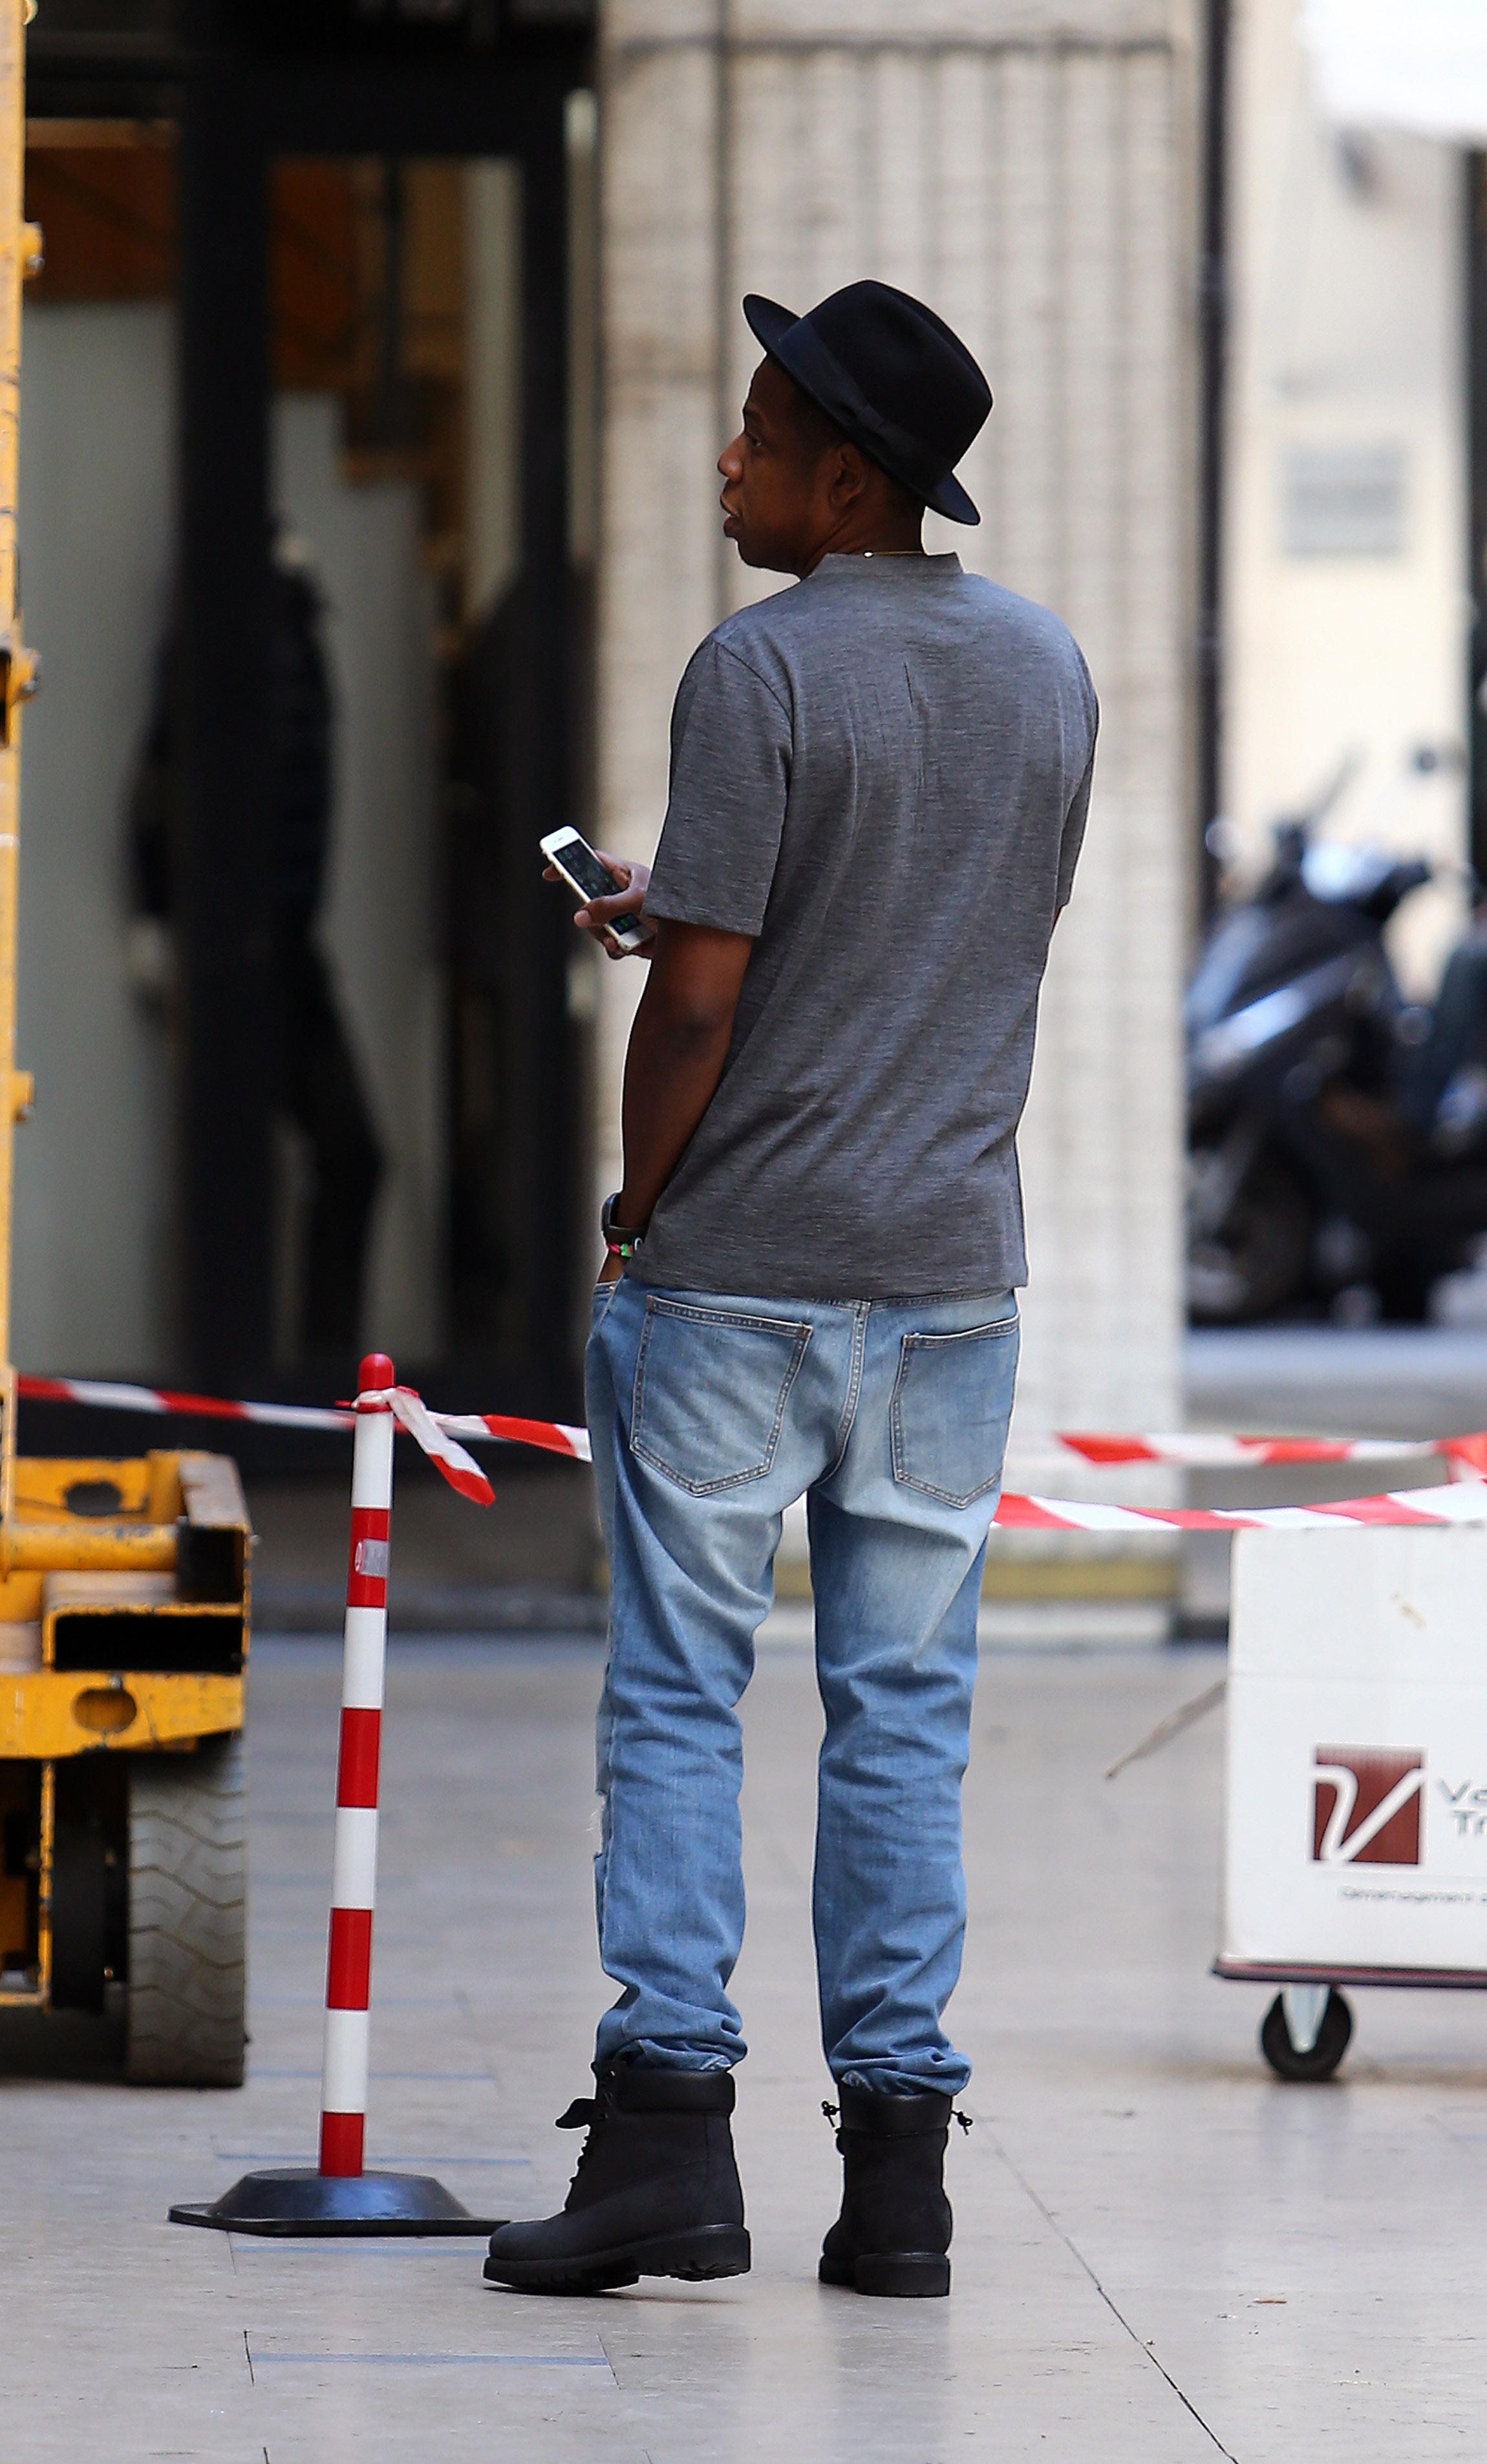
[{"x1": 3, "y1": 1631, "x2": 1486, "y2": 2458}]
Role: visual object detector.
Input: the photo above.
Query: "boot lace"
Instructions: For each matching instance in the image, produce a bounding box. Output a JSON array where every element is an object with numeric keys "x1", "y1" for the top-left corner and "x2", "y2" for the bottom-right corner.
[
  {"x1": 555, "y1": 2096, "x2": 600, "y2": 2192},
  {"x1": 820, "y1": 2097, "x2": 974, "y2": 2132}
]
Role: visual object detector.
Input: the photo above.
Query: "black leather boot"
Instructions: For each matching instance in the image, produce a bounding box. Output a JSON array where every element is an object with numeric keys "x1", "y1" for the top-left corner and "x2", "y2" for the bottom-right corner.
[
  {"x1": 818, "y1": 2086, "x2": 959, "y2": 2297},
  {"x1": 483, "y1": 2063, "x2": 750, "y2": 2293}
]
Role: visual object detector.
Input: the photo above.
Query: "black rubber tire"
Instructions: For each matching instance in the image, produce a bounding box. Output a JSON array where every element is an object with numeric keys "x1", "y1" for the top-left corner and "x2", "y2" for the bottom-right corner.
[
  {"x1": 1188, "y1": 1150, "x2": 1312, "y2": 1325},
  {"x1": 1259, "y1": 1988, "x2": 1353, "y2": 2082},
  {"x1": 126, "y1": 1732, "x2": 246, "y2": 2087}
]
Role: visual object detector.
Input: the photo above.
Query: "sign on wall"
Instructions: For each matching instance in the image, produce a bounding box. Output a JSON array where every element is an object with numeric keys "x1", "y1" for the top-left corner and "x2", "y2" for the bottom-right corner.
[{"x1": 1282, "y1": 442, "x2": 1407, "y2": 557}]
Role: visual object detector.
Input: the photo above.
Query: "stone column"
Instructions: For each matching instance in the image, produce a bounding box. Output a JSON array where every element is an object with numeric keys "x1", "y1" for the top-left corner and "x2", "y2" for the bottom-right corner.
[{"x1": 596, "y1": 0, "x2": 1198, "y2": 1446}]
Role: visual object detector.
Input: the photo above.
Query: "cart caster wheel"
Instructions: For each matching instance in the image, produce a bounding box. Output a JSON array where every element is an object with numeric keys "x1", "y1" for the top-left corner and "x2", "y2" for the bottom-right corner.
[{"x1": 1260, "y1": 1986, "x2": 1352, "y2": 2082}]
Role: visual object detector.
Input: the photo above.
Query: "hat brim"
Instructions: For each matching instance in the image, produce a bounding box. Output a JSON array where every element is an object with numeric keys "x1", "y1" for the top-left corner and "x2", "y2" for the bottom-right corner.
[{"x1": 742, "y1": 293, "x2": 980, "y2": 527}]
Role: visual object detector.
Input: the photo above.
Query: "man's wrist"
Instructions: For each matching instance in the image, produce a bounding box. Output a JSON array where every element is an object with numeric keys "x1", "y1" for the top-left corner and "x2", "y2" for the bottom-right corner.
[{"x1": 601, "y1": 1191, "x2": 649, "y2": 1259}]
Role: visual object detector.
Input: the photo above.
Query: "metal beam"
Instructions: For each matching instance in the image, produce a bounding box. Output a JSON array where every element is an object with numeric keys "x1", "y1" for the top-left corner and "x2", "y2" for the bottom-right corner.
[{"x1": 177, "y1": 70, "x2": 273, "y2": 1388}]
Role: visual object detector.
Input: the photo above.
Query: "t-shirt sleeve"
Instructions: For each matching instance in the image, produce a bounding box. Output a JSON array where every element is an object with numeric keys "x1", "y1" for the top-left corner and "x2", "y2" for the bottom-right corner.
[
  {"x1": 1055, "y1": 747, "x2": 1095, "y2": 909},
  {"x1": 643, "y1": 637, "x2": 792, "y2": 937},
  {"x1": 1054, "y1": 657, "x2": 1098, "y2": 909}
]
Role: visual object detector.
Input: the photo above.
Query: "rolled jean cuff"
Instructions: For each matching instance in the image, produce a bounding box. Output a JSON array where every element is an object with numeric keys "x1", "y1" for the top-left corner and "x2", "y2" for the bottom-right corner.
[{"x1": 837, "y1": 2060, "x2": 971, "y2": 2097}]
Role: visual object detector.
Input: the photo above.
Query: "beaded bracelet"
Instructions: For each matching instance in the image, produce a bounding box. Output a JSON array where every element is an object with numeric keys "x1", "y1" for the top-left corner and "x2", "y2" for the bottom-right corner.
[{"x1": 601, "y1": 1193, "x2": 647, "y2": 1260}]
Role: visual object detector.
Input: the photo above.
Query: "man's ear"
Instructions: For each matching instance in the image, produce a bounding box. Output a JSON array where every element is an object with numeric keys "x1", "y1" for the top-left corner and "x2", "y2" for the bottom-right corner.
[{"x1": 829, "y1": 440, "x2": 873, "y2": 509}]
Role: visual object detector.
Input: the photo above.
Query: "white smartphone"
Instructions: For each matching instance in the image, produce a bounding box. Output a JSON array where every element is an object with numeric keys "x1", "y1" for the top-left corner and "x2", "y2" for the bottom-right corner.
[{"x1": 540, "y1": 827, "x2": 650, "y2": 954}]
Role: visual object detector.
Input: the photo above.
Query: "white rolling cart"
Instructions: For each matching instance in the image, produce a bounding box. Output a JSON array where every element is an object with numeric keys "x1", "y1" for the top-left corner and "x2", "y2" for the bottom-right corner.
[{"x1": 1217, "y1": 1515, "x2": 1487, "y2": 2079}]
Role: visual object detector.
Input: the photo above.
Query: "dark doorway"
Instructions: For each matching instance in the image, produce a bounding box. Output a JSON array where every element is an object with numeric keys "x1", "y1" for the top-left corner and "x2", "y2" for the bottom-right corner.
[{"x1": 26, "y1": 5, "x2": 595, "y2": 1434}]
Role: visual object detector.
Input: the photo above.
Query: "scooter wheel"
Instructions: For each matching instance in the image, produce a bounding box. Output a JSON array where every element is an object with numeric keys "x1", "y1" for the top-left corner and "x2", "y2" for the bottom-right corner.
[
  {"x1": 1259, "y1": 1988, "x2": 1352, "y2": 2082},
  {"x1": 1188, "y1": 1150, "x2": 1310, "y2": 1324}
]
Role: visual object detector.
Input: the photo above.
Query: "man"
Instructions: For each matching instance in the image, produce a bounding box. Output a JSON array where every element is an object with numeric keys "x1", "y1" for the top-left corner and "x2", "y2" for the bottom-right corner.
[{"x1": 485, "y1": 281, "x2": 1097, "y2": 2302}]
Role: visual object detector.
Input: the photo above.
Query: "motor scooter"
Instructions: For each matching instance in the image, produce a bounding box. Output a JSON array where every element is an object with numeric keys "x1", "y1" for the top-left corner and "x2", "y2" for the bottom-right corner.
[{"x1": 1188, "y1": 823, "x2": 1487, "y2": 1323}]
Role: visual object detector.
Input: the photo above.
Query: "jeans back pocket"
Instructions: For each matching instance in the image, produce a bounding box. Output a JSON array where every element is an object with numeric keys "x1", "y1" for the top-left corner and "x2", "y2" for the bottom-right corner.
[
  {"x1": 890, "y1": 1315, "x2": 1019, "y2": 1509},
  {"x1": 632, "y1": 1298, "x2": 812, "y2": 1495}
]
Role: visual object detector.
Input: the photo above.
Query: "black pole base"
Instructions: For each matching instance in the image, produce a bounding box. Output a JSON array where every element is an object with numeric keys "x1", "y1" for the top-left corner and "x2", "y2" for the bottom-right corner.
[{"x1": 169, "y1": 2166, "x2": 506, "y2": 2238}]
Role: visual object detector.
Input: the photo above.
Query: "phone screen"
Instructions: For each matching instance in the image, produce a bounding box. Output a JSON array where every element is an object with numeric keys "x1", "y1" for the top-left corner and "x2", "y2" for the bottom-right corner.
[{"x1": 554, "y1": 834, "x2": 621, "y2": 904}]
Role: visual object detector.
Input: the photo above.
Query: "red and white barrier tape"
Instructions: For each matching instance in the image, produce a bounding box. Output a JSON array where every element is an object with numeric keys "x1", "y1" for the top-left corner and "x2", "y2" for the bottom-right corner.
[
  {"x1": 370, "y1": 1387, "x2": 496, "y2": 1509},
  {"x1": 994, "y1": 1480, "x2": 1487, "y2": 1534},
  {"x1": 14, "y1": 1369, "x2": 592, "y2": 1498},
  {"x1": 16, "y1": 1367, "x2": 1487, "y2": 1527},
  {"x1": 1052, "y1": 1428, "x2": 1487, "y2": 1476}
]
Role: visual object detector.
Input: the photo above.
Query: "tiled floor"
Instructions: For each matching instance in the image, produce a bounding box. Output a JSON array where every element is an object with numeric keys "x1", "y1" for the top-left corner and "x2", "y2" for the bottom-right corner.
[{"x1": 3, "y1": 1631, "x2": 1485, "y2": 2459}]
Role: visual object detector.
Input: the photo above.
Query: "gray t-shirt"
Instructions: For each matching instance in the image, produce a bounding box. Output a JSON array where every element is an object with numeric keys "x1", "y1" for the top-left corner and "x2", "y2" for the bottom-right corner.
[{"x1": 634, "y1": 551, "x2": 1097, "y2": 1300}]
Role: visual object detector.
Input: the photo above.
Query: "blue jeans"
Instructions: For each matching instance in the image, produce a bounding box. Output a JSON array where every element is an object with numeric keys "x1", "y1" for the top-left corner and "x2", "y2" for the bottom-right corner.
[{"x1": 585, "y1": 1275, "x2": 1018, "y2": 2096}]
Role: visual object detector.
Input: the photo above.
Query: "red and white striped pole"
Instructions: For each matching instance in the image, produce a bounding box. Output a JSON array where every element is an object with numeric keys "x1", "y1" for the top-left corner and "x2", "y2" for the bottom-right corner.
[
  {"x1": 170, "y1": 1348, "x2": 500, "y2": 2234},
  {"x1": 319, "y1": 1348, "x2": 394, "y2": 2180}
]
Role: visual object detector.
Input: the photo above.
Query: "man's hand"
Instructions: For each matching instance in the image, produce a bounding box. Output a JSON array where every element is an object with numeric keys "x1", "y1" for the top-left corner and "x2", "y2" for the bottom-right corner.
[{"x1": 544, "y1": 851, "x2": 656, "y2": 960}]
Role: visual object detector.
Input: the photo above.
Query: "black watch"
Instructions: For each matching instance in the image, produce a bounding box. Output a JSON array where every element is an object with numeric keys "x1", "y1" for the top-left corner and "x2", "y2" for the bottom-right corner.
[{"x1": 601, "y1": 1193, "x2": 648, "y2": 1259}]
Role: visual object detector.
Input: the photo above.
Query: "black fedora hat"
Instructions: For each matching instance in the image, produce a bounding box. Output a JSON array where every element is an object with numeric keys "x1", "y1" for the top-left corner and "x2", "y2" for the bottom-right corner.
[{"x1": 743, "y1": 280, "x2": 992, "y2": 526}]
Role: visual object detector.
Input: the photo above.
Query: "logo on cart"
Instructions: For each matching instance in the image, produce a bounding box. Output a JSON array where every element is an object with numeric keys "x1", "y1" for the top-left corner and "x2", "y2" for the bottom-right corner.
[{"x1": 1311, "y1": 1746, "x2": 1424, "y2": 1866}]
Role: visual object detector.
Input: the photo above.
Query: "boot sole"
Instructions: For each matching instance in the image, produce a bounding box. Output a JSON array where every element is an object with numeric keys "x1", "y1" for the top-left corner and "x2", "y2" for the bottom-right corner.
[
  {"x1": 819, "y1": 2251, "x2": 950, "y2": 2299},
  {"x1": 484, "y1": 2222, "x2": 751, "y2": 2295}
]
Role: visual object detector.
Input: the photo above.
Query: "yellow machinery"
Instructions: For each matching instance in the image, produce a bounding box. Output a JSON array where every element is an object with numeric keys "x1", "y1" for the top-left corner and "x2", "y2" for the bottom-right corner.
[{"x1": 0, "y1": 2, "x2": 251, "y2": 2082}]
